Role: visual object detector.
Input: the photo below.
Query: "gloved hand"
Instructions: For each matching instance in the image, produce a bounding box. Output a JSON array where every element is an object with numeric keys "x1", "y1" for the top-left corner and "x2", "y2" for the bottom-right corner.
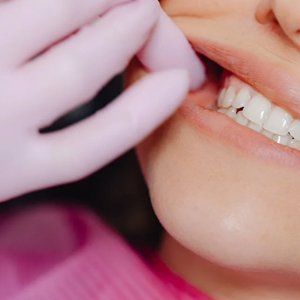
[{"x1": 0, "y1": 0, "x2": 205, "y2": 201}]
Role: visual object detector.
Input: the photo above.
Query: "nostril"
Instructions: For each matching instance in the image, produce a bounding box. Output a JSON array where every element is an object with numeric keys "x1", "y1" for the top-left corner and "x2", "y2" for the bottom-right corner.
[
  {"x1": 257, "y1": 0, "x2": 300, "y2": 49},
  {"x1": 256, "y1": 0, "x2": 274, "y2": 24},
  {"x1": 259, "y1": 10, "x2": 275, "y2": 24},
  {"x1": 291, "y1": 30, "x2": 300, "y2": 47},
  {"x1": 256, "y1": 8, "x2": 280, "y2": 33}
]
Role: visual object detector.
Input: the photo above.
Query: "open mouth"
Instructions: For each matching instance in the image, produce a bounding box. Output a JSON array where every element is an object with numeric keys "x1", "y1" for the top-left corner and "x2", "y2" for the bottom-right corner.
[
  {"x1": 180, "y1": 50, "x2": 300, "y2": 167},
  {"x1": 217, "y1": 75, "x2": 300, "y2": 150}
]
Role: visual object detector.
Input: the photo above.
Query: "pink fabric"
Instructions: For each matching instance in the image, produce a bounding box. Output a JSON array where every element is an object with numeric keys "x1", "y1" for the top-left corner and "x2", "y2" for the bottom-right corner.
[
  {"x1": 150, "y1": 255, "x2": 213, "y2": 300},
  {"x1": 0, "y1": 204, "x2": 214, "y2": 300}
]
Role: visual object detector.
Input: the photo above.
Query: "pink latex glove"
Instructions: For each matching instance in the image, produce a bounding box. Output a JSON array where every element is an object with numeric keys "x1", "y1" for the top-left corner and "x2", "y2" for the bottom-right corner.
[{"x1": 0, "y1": 0, "x2": 205, "y2": 201}]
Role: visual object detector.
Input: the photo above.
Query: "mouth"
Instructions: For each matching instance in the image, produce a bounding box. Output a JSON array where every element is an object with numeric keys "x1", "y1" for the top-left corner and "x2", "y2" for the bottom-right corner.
[{"x1": 180, "y1": 42, "x2": 300, "y2": 167}]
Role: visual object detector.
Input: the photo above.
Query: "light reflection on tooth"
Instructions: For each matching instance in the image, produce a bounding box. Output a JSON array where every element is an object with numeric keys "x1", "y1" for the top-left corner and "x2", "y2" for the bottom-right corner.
[
  {"x1": 263, "y1": 107, "x2": 293, "y2": 135},
  {"x1": 288, "y1": 139, "x2": 300, "y2": 150},
  {"x1": 232, "y1": 87, "x2": 251, "y2": 109},
  {"x1": 261, "y1": 129, "x2": 274, "y2": 139},
  {"x1": 226, "y1": 107, "x2": 237, "y2": 119},
  {"x1": 235, "y1": 111, "x2": 248, "y2": 126},
  {"x1": 217, "y1": 89, "x2": 226, "y2": 108},
  {"x1": 222, "y1": 87, "x2": 235, "y2": 108},
  {"x1": 273, "y1": 134, "x2": 292, "y2": 146},
  {"x1": 243, "y1": 94, "x2": 271, "y2": 125},
  {"x1": 288, "y1": 120, "x2": 300, "y2": 141},
  {"x1": 247, "y1": 121, "x2": 263, "y2": 132}
]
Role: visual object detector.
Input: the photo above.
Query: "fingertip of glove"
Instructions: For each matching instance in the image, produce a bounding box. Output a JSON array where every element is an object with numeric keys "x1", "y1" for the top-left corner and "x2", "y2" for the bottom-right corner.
[
  {"x1": 134, "y1": 0, "x2": 160, "y2": 23},
  {"x1": 158, "y1": 68, "x2": 191, "y2": 92},
  {"x1": 137, "y1": 9, "x2": 206, "y2": 92}
]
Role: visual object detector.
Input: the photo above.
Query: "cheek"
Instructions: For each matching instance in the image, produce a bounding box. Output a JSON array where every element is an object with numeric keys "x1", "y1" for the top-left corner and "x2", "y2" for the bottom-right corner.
[
  {"x1": 159, "y1": 0, "x2": 253, "y2": 18},
  {"x1": 137, "y1": 113, "x2": 300, "y2": 273}
]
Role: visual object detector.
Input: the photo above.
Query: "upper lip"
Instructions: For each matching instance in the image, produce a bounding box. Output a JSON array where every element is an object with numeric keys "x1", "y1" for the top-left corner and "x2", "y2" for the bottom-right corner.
[{"x1": 190, "y1": 38, "x2": 300, "y2": 120}]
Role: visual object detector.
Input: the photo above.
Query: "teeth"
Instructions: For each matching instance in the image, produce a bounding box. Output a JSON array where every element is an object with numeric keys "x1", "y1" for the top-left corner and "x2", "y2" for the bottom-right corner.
[
  {"x1": 243, "y1": 94, "x2": 271, "y2": 125},
  {"x1": 247, "y1": 121, "x2": 263, "y2": 132},
  {"x1": 288, "y1": 120, "x2": 300, "y2": 141},
  {"x1": 217, "y1": 81, "x2": 300, "y2": 152},
  {"x1": 235, "y1": 111, "x2": 248, "y2": 126},
  {"x1": 261, "y1": 129, "x2": 274, "y2": 139},
  {"x1": 218, "y1": 108, "x2": 228, "y2": 114},
  {"x1": 263, "y1": 107, "x2": 293, "y2": 135},
  {"x1": 273, "y1": 134, "x2": 292, "y2": 146},
  {"x1": 288, "y1": 139, "x2": 300, "y2": 150},
  {"x1": 226, "y1": 107, "x2": 237, "y2": 119},
  {"x1": 222, "y1": 87, "x2": 236, "y2": 108},
  {"x1": 217, "y1": 89, "x2": 226, "y2": 108},
  {"x1": 232, "y1": 87, "x2": 251, "y2": 109}
]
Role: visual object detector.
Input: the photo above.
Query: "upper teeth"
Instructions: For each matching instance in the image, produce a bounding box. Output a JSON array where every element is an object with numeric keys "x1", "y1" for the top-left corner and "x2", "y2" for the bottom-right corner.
[{"x1": 217, "y1": 85, "x2": 300, "y2": 150}]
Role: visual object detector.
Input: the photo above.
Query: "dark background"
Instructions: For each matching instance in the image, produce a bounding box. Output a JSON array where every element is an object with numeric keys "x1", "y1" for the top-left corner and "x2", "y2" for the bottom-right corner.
[{"x1": 1, "y1": 75, "x2": 162, "y2": 249}]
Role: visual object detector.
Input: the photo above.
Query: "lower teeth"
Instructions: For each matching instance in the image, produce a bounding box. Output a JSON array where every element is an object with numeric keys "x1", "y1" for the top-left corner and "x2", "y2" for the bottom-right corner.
[{"x1": 218, "y1": 107, "x2": 300, "y2": 151}]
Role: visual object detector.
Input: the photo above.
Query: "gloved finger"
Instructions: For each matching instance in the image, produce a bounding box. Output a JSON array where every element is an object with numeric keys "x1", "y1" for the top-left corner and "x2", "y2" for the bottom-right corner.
[
  {"x1": 36, "y1": 69, "x2": 190, "y2": 185},
  {"x1": 138, "y1": 10, "x2": 206, "y2": 91},
  {"x1": 0, "y1": 0, "x2": 133, "y2": 69},
  {"x1": 11, "y1": 0, "x2": 159, "y2": 128}
]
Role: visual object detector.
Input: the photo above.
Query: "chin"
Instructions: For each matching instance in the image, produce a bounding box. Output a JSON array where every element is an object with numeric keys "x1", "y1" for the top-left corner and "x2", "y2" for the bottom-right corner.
[
  {"x1": 136, "y1": 109, "x2": 300, "y2": 275},
  {"x1": 131, "y1": 0, "x2": 300, "y2": 280}
]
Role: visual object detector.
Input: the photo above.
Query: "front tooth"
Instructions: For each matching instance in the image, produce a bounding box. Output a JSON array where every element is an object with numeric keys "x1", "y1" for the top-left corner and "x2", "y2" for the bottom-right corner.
[
  {"x1": 261, "y1": 129, "x2": 274, "y2": 139},
  {"x1": 232, "y1": 87, "x2": 251, "y2": 109},
  {"x1": 263, "y1": 107, "x2": 293, "y2": 135},
  {"x1": 247, "y1": 121, "x2": 263, "y2": 132},
  {"x1": 288, "y1": 139, "x2": 300, "y2": 150},
  {"x1": 217, "y1": 89, "x2": 226, "y2": 108},
  {"x1": 226, "y1": 107, "x2": 237, "y2": 119},
  {"x1": 288, "y1": 120, "x2": 300, "y2": 141},
  {"x1": 235, "y1": 111, "x2": 248, "y2": 126},
  {"x1": 273, "y1": 134, "x2": 292, "y2": 146},
  {"x1": 243, "y1": 94, "x2": 271, "y2": 125},
  {"x1": 222, "y1": 87, "x2": 235, "y2": 108}
]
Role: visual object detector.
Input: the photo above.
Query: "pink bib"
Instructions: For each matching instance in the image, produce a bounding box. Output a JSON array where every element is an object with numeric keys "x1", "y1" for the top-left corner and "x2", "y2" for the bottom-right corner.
[{"x1": 0, "y1": 204, "x2": 214, "y2": 300}]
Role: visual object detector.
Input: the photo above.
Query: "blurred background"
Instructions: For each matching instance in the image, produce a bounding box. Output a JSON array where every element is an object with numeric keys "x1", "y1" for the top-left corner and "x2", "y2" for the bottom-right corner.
[{"x1": 0, "y1": 75, "x2": 162, "y2": 250}]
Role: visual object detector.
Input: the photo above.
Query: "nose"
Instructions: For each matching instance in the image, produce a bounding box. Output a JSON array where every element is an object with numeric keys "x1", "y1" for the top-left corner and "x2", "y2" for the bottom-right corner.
[{"x1": 256, "y1": 0, "x2": 300, "y2": 48}]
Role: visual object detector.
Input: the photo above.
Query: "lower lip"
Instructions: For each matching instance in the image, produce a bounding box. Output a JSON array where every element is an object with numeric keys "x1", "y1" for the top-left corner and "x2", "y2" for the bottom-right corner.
[{"x1": 179, "y1": 97, "x2": 300, "y2": 169}]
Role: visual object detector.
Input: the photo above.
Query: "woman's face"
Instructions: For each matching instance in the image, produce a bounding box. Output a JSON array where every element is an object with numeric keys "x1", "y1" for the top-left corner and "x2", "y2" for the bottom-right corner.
[{"x1": 135, "y1": 0, "x2": 300, "y2": 281}]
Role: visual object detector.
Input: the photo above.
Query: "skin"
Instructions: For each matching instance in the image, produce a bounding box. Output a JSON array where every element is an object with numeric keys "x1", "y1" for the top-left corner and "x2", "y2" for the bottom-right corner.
[{"x1": 128, "y1": 0, "x2": 300, "y2": 299}]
